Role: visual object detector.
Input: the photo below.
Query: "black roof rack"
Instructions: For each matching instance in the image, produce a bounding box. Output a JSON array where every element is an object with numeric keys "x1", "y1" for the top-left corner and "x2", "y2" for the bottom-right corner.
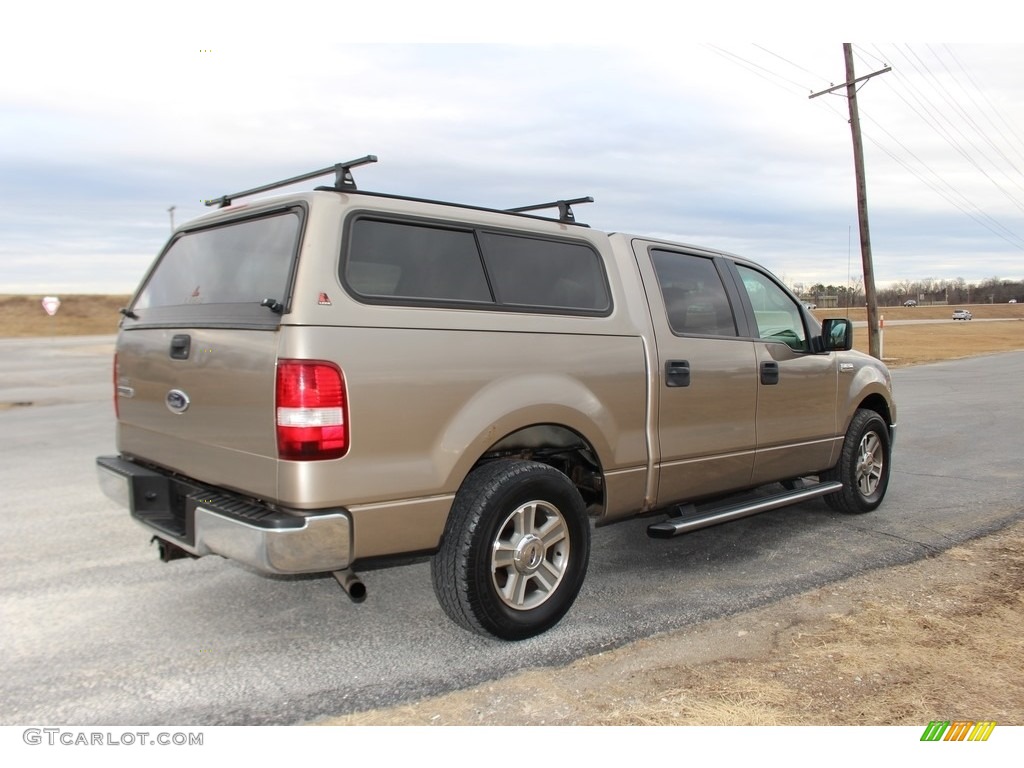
[
  {"x1": 203, "y1": 157, "x2": 593, "y2": 225},
  {"x1": 204, "y1": 155, "x2": 378, "y2": 208},
  {"x1": 506, "y1": 196, "x2": 594, "y2": 224}
]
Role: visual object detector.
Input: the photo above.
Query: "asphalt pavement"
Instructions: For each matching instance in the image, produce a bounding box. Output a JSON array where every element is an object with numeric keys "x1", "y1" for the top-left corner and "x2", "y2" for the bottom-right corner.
[{"x1": 1, "y1": 336, "x2": 1022, "y2": 725}]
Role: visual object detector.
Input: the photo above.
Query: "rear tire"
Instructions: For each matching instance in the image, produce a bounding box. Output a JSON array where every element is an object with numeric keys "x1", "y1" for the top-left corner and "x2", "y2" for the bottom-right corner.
[
  {"x1": 431, "y1": 460, "x2": 590, "y2": 640},
  {"x1": 823, "y1": 409, "x2": 891, "y2": 514}
]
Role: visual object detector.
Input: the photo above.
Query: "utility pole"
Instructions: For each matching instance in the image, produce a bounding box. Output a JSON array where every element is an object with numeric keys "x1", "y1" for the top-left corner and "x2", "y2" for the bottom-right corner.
[
  {"x1": 168, "y1": 205, "x2": 176, "y2": 233},
  {"x1": 810, "y1": 44, "x2": 890, "y2": 359}
]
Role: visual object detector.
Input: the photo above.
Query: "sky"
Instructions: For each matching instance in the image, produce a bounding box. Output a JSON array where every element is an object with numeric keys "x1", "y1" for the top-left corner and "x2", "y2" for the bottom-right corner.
[{"x1": 2, "y1": 2, "x2": 1023, "y2": 295}]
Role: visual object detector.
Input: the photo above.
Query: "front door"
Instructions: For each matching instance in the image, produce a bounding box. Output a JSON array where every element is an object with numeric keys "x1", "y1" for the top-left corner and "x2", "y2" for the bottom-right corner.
[{"x1": 732, "y1": 264, "x2": 839, "y2": 484}]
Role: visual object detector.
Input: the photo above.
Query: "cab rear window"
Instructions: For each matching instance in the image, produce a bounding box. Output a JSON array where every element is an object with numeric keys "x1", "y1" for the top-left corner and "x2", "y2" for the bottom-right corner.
[
  {"x1": 126, "y1": 209, "x2": 303, "y2": 329},
  {"x1": 135, "y1": 210, "x2": 302, "y2": 310}
]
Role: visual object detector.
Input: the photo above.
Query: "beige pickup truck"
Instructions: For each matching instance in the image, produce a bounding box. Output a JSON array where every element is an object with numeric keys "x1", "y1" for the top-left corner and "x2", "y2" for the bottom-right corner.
[{"x1": 97, "y1": 157, "x2": 896, "y2": 640}]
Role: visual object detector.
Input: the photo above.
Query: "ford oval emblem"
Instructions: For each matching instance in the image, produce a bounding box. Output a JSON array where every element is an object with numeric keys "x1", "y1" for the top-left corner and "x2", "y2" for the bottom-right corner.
[{"x1": 165, "y1": 389, "x2": 190, "y2": 414}]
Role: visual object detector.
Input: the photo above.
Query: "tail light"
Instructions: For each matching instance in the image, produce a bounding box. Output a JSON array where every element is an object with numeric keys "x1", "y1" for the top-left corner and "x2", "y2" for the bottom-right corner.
[{"x1": 276, "y1": 360, "x2": 348, "y2": 460}]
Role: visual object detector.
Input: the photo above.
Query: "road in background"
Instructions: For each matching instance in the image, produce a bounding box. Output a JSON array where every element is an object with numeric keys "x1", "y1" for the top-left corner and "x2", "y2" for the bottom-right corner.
[{"x1": 1, "y1": 337, "x2": 1022, "y2": 725}]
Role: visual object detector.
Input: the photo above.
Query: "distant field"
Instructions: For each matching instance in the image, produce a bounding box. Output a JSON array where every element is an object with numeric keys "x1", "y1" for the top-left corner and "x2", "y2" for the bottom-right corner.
[
  {"x1": 856, "y1": 319, "x2": 1024, "y2": 366},
  {"x1": 813, "y1": 302, "x2": 1024, "y2": 365},
  {"x1": 1, "y1": 295, "x2": 1022, "y2": 367},
  {"x1": 815, "y1": 301, "x2": 1024, "y2": 322},
  {"x1": 0, "y1": 294, "x2": 130, "y2": 337}
]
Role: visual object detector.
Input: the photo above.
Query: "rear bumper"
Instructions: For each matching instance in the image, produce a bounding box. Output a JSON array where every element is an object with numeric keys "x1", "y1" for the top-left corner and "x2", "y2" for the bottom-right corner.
[{"x1": 96, "y1": 455, "x2": 352, "y2": 574}]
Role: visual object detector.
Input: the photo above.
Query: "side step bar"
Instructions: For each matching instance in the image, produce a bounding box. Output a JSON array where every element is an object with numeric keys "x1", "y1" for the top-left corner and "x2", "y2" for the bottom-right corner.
[{"x1": 647, "y1": 481, "x2": 843, "y2": 539}]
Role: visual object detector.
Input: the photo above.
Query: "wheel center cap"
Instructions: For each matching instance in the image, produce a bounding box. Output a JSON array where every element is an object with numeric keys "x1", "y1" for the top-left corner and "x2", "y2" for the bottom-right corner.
[{"x1": 513, "y1": 534, "x2": 545, "y2": 574}]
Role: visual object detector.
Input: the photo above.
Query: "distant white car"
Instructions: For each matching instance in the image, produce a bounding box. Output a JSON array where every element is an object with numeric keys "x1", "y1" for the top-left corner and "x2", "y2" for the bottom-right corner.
[
  {"x1": 1010, "y1": 299, "x2": 1018, "y2": 304},
  {"x1": 904, "y1": 300, "x2": 918, "y2": 307},
  {"x1": 952, "y1": 309, "x2": 973, "y2": 320},
  {"x1": 803, "y1": 302, "x2": 817, "y2": 310}
]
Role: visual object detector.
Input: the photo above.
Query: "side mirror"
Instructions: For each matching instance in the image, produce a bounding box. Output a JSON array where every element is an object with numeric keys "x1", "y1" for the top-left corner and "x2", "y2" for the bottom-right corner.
[{"x1": 821, "y1": 318, "x2": 853, "y2": 351}]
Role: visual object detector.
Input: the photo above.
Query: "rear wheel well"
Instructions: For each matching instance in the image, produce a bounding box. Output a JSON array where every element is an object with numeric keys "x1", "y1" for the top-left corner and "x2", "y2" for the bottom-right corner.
[{"x1": 475, "y1": 424, "x2": 605, "y2": 513}]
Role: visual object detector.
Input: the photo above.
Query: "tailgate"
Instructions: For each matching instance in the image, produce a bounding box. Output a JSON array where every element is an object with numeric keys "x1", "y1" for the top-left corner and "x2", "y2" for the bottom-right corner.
[{"x1": 116, "y1": 326, "x2": 280, "y2": 499}]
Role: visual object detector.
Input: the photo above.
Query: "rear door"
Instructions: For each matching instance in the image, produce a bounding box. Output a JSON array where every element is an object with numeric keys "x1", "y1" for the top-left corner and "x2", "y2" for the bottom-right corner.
[
  {"x1": 633, "y1": 242, "x2": 758, "y2": 505},
  {"x1": 115, "y1": 206, "x2": 304, "y2": 500}
]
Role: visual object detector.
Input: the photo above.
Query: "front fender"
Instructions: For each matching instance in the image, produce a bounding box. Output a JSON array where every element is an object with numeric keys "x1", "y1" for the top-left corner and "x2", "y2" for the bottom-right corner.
[{"x1": 839, "y1": 352, "x2": 896, "y2": 432}]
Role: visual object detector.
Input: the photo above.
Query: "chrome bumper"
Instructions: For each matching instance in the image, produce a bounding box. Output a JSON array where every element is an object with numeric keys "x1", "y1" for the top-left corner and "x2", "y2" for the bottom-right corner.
[{"x1": 96, "y1": 456, "x2": 352, "y2": 574}]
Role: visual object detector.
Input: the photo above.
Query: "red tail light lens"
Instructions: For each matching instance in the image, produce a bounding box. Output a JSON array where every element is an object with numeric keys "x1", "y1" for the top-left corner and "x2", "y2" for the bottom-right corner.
[{"x1": 276, "y1": 360, "x2": 348, "y2": 460}]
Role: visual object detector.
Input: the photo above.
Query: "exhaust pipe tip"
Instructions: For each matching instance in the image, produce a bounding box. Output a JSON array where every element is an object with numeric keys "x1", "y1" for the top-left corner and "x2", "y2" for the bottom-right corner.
[{"x1": 332, "y1": 568, "x2": 367, "y2": 603}]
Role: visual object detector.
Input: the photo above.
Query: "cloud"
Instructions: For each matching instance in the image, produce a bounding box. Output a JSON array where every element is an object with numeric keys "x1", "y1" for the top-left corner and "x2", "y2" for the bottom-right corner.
[{"x1": 1, "y1": 31, "x2": 1022, "y2": 294}]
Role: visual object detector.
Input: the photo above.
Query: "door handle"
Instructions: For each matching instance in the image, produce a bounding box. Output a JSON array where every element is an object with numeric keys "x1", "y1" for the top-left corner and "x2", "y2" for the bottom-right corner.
[
  {"x1": 665, "y1": 360, "x2": 690, "y2": 388},
  {"x1": 760, "y1": 361, "x2": 779, "y2": 385},
  {"x1": 169, "y1": 334, "x2": 191, "y2": 360}
]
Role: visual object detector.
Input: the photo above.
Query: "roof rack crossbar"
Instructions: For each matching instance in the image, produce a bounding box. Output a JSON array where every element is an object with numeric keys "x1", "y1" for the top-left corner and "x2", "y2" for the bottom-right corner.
[
  {"x1": 205, "y1": 155, "x2": 378, "y2": 207},
  {"x1": 506, "y1": 196, "x2": 594, "y2": 224}
]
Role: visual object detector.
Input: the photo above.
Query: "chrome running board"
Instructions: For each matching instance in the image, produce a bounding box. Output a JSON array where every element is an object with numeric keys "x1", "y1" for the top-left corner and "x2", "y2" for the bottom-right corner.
[{"x1": 646, "y1": 480, "x2": 843, "y2": 539}]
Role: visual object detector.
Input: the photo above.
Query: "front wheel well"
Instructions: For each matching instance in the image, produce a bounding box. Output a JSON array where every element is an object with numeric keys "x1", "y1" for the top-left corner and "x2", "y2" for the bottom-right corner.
[
  {"x1": 856, "y1": 393, "x2": 893, "y2": 428},
  {"x1": 475, "y1": 424, "x2": 605, "y2": 513}
]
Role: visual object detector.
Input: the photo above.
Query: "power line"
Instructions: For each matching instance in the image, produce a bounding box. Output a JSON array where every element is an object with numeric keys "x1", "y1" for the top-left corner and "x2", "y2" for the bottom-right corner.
[
  {"x1": 942, "y1": 44, "x2": 1024, "y2": 165},
  {"x1": 752, "y1": 44, "x2": 827, "y2": 85},
  {"x1": 852, "y1": 45, "x2": 888, "y2": 70},
  {"x1": 926, "y1": 44, "x2": 1024, "y2": 177},
  {"x1": 703, "y1": 44, "x2": 809, "y2": 96},
  {"x1": 867, "y1": 44, "x2": 1024, "y2": 233},
  {"x1": 864, "y1": 131, "x2": 1024, "y2": 250},
  {"x1": 897, "y1": 44, "x2": 1024, "y2": 208},
  {"x1": 712, "y1": 43, "x2": 1024, "y2": 254}
]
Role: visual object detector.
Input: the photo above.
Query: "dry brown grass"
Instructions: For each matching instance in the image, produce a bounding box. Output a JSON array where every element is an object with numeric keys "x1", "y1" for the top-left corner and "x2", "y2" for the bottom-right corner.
[
  {"x1": 816, "y1": 302, "x2": 1024, "y2": 323},
  {"x1": 0, "y1": 294, "x2": 129, "y2": 337},
  {"x1": 323, "y1": 522, "x2": 1024, "y2": 726},
  {"x1": 858, "y1": 320, "x2": 1024, "y2": 366},
  {"x1": 813, "y1": 302, "x2": 1024, "y2": 367}
]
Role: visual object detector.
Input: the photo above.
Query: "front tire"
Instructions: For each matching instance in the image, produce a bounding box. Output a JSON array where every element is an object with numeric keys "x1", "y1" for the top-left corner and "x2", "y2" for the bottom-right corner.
[
  {"x1": 431, "y1": 460, "x2": 591, "y2": 640},
  {"x1": 823, "y1": 409, "x2": 891, "y2": 514}
]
